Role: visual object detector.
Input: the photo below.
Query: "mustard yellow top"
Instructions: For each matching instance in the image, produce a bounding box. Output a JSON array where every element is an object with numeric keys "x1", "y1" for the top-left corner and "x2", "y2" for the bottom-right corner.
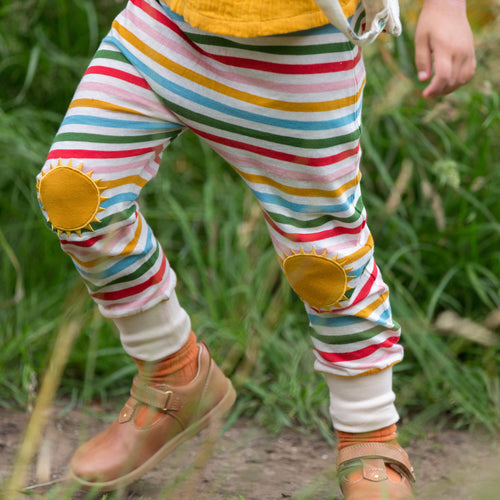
[{"x1": 162, "y1": 0, "x2": 359, "y2": 37}]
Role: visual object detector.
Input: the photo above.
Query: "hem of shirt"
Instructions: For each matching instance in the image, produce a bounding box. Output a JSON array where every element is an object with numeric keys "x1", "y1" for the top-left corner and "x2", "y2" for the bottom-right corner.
[{"x1": 162, "y1": 0, "x2": 358, "y2": 37}]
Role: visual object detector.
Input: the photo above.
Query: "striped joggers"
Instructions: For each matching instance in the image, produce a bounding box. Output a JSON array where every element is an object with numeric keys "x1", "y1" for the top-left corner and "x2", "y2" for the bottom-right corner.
[{"x1": 37, "y1": 0, "x2": 403, "y2": 382}]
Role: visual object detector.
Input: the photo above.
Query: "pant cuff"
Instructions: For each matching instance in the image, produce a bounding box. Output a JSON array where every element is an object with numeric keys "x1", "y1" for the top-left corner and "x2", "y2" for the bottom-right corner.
[
  {"x1": 114, "y1": 291, "x2": 192, "y2": 361},
  {"x1": 325, "y1": 367, "x2": 399, "y2": 433}
]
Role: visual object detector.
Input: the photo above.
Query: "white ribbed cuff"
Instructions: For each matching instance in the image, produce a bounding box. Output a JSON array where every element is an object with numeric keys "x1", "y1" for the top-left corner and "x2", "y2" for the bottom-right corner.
[
  {"x1": 325, "y1": 368, "x2": 399, "y2": 432},
  {"x1": 114, "y1": 291, "x2": 192, "y2": 361}
]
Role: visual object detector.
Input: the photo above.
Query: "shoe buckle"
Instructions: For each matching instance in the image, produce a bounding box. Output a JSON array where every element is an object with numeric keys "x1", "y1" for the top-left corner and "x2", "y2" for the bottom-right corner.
[
  {"x1": 131, "y1": 377, "x2": 174, "y2": 411},
  {"x1": 160, "y1": 390, "x2": 173, "y2": 411}
]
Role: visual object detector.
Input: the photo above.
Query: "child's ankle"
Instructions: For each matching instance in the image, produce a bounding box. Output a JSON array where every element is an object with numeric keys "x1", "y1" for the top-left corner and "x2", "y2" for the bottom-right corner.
[
  {"x1": 133, "y1": 331, "x2": 199, "y2": 387},
  {"x1": 133, "y1": 332, "x2": 199, "y2": 427},
  {"x1": 336, "y1": 424, "x2": 402, "y2": 482},
  {"x1": 336, "y1": 423, "x2": 399, "y2": 450}
]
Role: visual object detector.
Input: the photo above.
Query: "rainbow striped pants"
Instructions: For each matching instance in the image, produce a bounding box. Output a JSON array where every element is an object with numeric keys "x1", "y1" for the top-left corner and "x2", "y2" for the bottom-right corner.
[{"x1": 38, "y1": 0, "x2": 403, "y2": 378}]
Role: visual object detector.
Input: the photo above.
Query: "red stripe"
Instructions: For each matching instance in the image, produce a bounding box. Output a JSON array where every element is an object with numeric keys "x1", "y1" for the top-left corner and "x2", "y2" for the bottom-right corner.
[
  {"x1": 193, "y1": 127, "x2": 359, "y2": 167},
  {"x1": 85, "y1": 66, "x2": 150, "y2": 89},
  {"x1": 130, "y1": 0, "x2": 361, "y2": 75},
  {"x1": 91, "y1": 254, "x2": 167, "y2": 301},
  {"x1": 339, "y1": 264, "x2": 378, "y2": 311},
  {"x1": 47, "y1": 147, "x2": 155, "y2": 160},
  {"x1": 60, "y1": 235, "x2": 104, "y2": 247},
  {"x1": 316, "y1": 336, "x2": 400, "y2": 363},
  {"x1": 263, "y1": 211, "x2": 365, "y2": 243},
  {"x1": 207, "y1": 49, "x2": 361, "y2": 76}
]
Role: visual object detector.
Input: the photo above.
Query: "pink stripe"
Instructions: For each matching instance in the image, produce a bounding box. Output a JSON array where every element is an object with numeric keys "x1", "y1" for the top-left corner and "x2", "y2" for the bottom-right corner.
[
  {"x1": 194, "y1": 127, "x2": 359, "y2": 167},
  {"x1": 316, "y1": 336, "x2": 400, "y2": 363},
  {"x1": 75, "y1": 81, "x2": 167, "y2": 116},
  {"x1": 129, "y1": 0, "x2": 361, "y2": 75},
  {"x1": 316, "y1": 348, "x2": 401, "y2": 373},
  {"x1": 126, "y1": 9, "x2": 364, "y2": 94},
  {"x1": 144, "y1": 164, "x2": 158, "y2": 178},
  {"x1": 76, "y1": 157, "x2": 152, "y2": 175},
  {"x1": 214, "y1": 146, "x2": 360, "y2": 184},
  {"x1": 85, "y1": 65, "x2": 150, "y2": 89},
  {"x1": 66, "y1": 219, "x2": 138, "y2": 264},
  {"x1": 103, "y1": 268, "x2": 174, "y2": 315},
  {"x1": 270, "y1": 233, "x2": 362, "y2": 256}
]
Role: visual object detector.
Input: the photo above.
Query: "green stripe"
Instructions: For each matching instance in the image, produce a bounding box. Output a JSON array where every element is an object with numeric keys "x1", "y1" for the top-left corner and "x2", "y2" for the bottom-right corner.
[
  {"x1": 312, "y1": 324, "x2": 389, "y2": 345},
  {"x1": 46, "y1": 207, "x2": 140, "y2": 234},
  {"x1": 54, "y1": 131, "x2": 170, "y2": 145},
  {"x1": 94, "y1": 49, "x2": 130, "y2": 64},
  {"x1": 162, "y1": 98, "x2": 360, "y2": 149},
  {"x1": 88, "y1": 206, "x2": 137, "y2": 232},
  {"x1": 354, "y1": 13, "x2": 364, "y2": 33},
  {"x1": 84, "y1": 243, "x2": 161, "y2": 292},
  {"x1": 266, "y1": 197, "x2": 364, "y2": 228},
  {"x1": 187, "y1": 33, "x2": 352, "y2": 55}
]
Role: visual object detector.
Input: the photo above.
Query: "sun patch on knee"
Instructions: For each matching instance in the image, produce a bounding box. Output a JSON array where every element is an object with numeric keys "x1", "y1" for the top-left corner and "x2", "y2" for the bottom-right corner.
[
  {"x1": 37, "y1": 159, "x2": 107, "y2": 237},
  {"x1": 280, "y1": 248, "x2": 354, "y2": 311}
]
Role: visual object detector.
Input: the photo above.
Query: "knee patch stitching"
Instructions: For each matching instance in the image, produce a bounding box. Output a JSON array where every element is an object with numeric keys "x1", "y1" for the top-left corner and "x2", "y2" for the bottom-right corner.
[
  {"x1": 37, "y1": 159, "x2": 108, "y2": 237},
  {"x1": 280, "y1": 247, "x2": 354, "y2": 311}
]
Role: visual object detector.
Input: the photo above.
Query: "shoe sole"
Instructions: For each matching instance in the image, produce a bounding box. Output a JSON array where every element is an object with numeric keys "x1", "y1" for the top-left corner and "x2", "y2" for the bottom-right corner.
[{"x1": 70, "y1": 378, "x2": 237, "y2": 492}]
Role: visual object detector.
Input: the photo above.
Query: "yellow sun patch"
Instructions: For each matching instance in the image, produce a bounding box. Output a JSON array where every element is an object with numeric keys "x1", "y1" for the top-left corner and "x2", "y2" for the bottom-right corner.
[
  {"x1": 37, "y1": 159, "x2": 108, "y2": 237},
  {"x1": 280, "y1": 248, "x2": 354, "y2": 311}
]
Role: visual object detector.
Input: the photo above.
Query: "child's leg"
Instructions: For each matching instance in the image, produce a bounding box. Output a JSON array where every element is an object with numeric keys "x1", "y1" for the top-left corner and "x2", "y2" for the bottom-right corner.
[
  {"x1": 38, "y1": 0, "x2": 413, "y2": 494},
  {"x1": 125, "y1": 2, "x2": 414, "y2": 496},
  {"x1": 37, "y1": 26, "x2": 235, "y2": 490},
  {"x1": 149, "y1": 5, "x2": 402, "y2": 425}
]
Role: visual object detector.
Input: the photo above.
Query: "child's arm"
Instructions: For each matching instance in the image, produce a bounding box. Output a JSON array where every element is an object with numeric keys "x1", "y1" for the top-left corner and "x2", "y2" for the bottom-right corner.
[{"x1": 415, "y1": 0, "x2": 476, "y2": 98}]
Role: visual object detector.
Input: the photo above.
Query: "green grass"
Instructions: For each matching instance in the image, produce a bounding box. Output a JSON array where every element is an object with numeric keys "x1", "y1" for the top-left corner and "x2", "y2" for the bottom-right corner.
[{"x1": 1, "y1": 0, "x2": 499, "y2": 462}]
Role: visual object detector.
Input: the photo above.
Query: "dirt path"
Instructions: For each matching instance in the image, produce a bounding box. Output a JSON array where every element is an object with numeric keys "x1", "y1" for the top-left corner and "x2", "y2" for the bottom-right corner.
[{"x1": 1, "y1": 406, "x2": 499, "y2": 499}]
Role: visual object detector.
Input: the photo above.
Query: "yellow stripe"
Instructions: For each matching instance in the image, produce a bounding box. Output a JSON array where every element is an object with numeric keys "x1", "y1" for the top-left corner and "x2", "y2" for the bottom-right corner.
[
  {"x1": 233, "y1": 165, "x2": 361, "y2": 198},
  {"x1": 121, "y1": 213, "x2": 145, "y2": 257},
  {"x1": 344, "y1": 234, "x2": 374, "y2": 263},
  {"x1": 317, "y1": 361, "x2": 401, "y2": 378},
  {"x1": 69, "y1": 98, "x2": 147, "y2": 117},
  {"x1": 67, "y1": 215, "x2": 144, "y2": 268},
  {"x1": 353, "y1": 291, "x2": 390, "y2": 321},
  {"x1": 101, "y1": 175, "x2": 148, "y2": 189},
  {"x1": 114, "y1": 21, "x2": 365, "y2": 112}
]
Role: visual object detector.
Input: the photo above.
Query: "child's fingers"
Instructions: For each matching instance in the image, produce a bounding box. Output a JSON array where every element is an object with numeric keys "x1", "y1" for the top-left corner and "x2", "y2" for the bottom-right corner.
[
  {"x1": 422, "y1": 50, "x2": 475, "y2": 98},
  {"x1": 422, "y1": 54, "x2": 453, "y2": 98},
  {"x1": 456, "y1": 52, "x2": 476, "y2": 87},
  {"x1": 414, "y1": 33, "x2": 432, "y2": 82}
]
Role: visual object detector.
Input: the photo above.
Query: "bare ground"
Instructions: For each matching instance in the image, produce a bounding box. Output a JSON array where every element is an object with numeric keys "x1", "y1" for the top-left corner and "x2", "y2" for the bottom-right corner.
[{"x1": 1, "y1": 405, "x2": 499, "y2": 499}]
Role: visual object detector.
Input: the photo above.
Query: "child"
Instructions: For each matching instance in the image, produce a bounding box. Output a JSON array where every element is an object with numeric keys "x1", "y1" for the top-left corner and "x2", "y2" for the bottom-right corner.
[{"x1": 36, "y1": 0, "x2": 475, "y2": 497}]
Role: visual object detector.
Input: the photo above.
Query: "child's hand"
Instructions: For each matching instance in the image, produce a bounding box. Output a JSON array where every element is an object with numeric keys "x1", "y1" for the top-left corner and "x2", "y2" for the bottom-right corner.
[{"x1": 414, "y1": 0, "x2": 476, "y2": 98}]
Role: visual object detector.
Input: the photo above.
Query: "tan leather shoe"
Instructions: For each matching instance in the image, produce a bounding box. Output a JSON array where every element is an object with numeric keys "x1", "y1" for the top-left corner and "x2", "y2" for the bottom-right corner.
[
  {"x1": 70, "y1": 342, "x2": 236, "y2": 491},
  {"x1": 337, "y1": 442, "x2": 416, "y2": 500}
]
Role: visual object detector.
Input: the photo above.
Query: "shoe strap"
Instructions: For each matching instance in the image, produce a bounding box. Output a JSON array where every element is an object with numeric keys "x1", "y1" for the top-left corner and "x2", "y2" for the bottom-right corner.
[
  {"x1": 130, "y1": 375, "x2": 184, "y2": 411},
  {"x1": 337, "y1": 442, "x2": 416, "y2": 482}
]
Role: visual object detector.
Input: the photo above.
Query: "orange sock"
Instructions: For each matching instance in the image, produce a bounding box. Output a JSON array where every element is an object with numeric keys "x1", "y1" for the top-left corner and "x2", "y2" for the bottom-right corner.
[
  {"x1": 336, "y1": 424, "x2": 402, "y2": 481},
  {"x1": 336, "y1": 423, "x2": 398, "y2": 450},
  {"x1": 133, "y1": 331, "x2": 199, "y2": 427}
]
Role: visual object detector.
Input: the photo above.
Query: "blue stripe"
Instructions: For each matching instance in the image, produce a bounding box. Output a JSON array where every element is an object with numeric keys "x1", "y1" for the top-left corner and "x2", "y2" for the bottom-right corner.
[
  {"x1": 309, "y1": 315, "x2": 362, "y2": 327},
  {"x1": 104, "y1": 36, "x2": 362, "y2": 132},
  {"x1": 252, "y1": 189, "x2": 357, "y2": 214},
  {"x1": 77, "y1": 225, "x2": 155, "y2": 280},
  {"x1": 309, "y1": 306, "x2": 395, "y2": 328},
  {"x1": 157, "y1": 2, "x2": 185, "y2": 22},
  {"x1": 101, "y1": 192, "x2": 138, "y2": 208},
  {"x1": 61, "y1": 115, "x2": 183, "y2": 131}
]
